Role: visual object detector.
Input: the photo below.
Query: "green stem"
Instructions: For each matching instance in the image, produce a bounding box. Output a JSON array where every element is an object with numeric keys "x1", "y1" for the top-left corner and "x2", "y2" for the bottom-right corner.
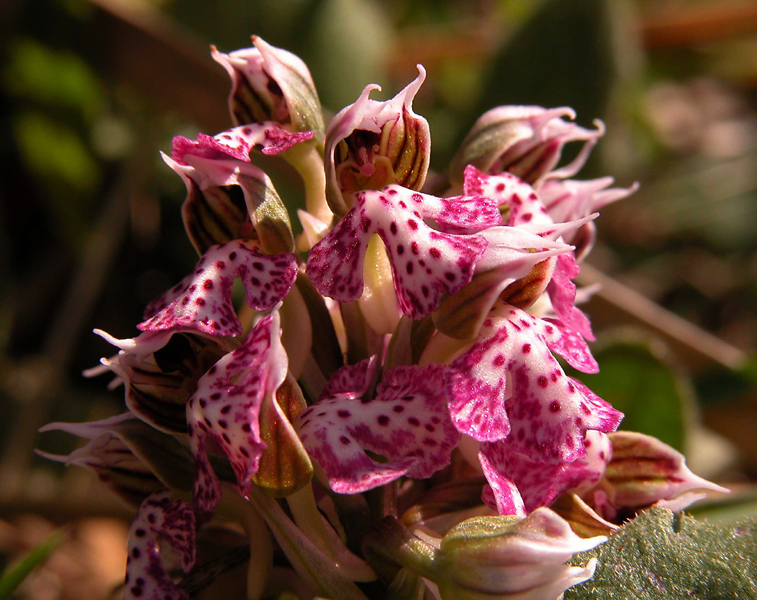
[
  {"x1": 288, "y1": 143, "x2": 332, "y2": 225},
  {"x1": 287, "y1": 486, "x2": 375, "y2": 582},
  {"x1": 220, "y1": 489, "x2": 274, "y2": 600},
  {"x1": 246, "y1": 487, "x2": 372, "y2": 600},
  {"x1": 362, "y1": 517, "x2": 440, "y2": 583}
]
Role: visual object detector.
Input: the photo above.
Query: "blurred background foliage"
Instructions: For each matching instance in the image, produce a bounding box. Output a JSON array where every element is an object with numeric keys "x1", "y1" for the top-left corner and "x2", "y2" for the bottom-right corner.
[{"x1": 0, "y1": 0, "x2": 755, "y2": 596}]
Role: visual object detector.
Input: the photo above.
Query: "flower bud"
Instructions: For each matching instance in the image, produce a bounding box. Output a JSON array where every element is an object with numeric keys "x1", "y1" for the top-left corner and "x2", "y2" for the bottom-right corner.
[
  {"x1": 587, "y1": 432, "x2": 729, "y2": 520},
  {"x1": 92, "y1": 329, "x2": 228, "y2": 433},
  {"x1": 450, "y1": 106, "x2": 604, "y2": 186},
  {"x1": 363, "y1": 509, "x2": 605, "y2": 600},
  {"x1": 437, "y1": 509, "x2": 605, "y2": 599},
  {"x1": 324, "y1": 67, "x2": 431, "y2": 216},
  {"x1": 38, "y1": 414, "x2": 196, "y2": 507},
  {"x1": 212, "y1": 36, "x2": 325, "y2": 144},
  {"x1": 165, "y1": 129, "x2": 297, "y2": 256}
]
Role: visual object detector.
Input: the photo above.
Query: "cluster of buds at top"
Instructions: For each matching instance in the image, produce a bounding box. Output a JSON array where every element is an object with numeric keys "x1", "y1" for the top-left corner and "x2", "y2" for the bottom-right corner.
[{"x1": 41, "y1": 37, "x2": 725, "y2": 600}]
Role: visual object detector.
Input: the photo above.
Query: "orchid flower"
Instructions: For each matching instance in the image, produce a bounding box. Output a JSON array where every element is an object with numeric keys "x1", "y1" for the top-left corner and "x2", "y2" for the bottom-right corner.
[
  {"x1": 140, "y1": 239, "x2": 297, "y2": 337},
  {"x1": 164, "y1": 126, "x2": 304, "y2": 255},
  {"x1": 307, "y1": 185, "x2": 500, "y2": 318},
  {"x1": 125, "y1": 491, "x2": 196, "y2": 600},
  {"x1": 187, "y1": 309, "x2": 289, "y2": 513},
  {"x1": 324, "y1": 67, "x2": 431, "y2": 216},
  {"x1": 464, "y1": 165, "x2": 599, "y2": 344},
  {"x1": 211, "y1": 36, "x2": 324, "y2": 142},
  {"x1": 296, "y1": 359, "x2": 459, "y2": 493},
  {"x1": 85, "y1": 329, "x2": 228, "y2": 433},
  {"x1": 38, "y1": 36, "x2": 728, "y2": 600},
  {"x1": 450, "y1": 106, "x2": 605, "y2": 187},
  {"x1": 38, "y1": 413, "x2": 196, "y2": 505}
]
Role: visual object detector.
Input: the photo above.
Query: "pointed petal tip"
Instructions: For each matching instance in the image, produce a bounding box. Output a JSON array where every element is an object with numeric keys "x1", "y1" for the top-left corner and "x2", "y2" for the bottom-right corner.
[{"x1": 592, "y1": 118, "x2": 606, "y2": 136}]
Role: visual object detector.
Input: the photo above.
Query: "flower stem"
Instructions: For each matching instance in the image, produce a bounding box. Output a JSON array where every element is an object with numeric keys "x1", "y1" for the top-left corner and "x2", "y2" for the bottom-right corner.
[
  {"x1": 287, "y1": 142, "x2": 333, "y2": 225},
  {"x1": 220, "y1": 489, "x2": 274, "y2": 600},
  {"x1": 287, "y1": 485, "x2": 376, "y2": 582}
]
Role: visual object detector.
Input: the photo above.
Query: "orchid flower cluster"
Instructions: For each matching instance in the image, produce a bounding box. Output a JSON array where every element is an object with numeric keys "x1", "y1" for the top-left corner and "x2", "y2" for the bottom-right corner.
[{"x1": 42, "y1": 37, "x2": 727, "y2": 600}]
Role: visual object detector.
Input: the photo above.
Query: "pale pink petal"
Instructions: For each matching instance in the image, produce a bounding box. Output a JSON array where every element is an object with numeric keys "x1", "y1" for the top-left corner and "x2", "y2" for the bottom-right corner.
[
  {"x1": 187, "y1": 311, "x2": 288, "y2": 512},
  {"x1": 463, "y1": 165, "x2": 552, "y2": 227},
  {"x1": 296, "y1": 364, "x2": 460, "y2": 493},
  {"x1": 140, "y1": 240, "x2": 297, "y2": 337},
  {"x1": 479, "y1": 454, "x2": 527, "y2": 517},
  {"x1": 320, "y1": 356, "x2": 378, "y2": 398},
  {"x1": 306, "y1": 185, "x2": 499, "y2": 318},
  {"x1": 324, "y1": 67, "x2": 430, "y2": 213},
  {"x1": 540, "y1": 177, "x2": 639, "y2": 225},
  {"x1": 124, "y1": 491, "x2": 195, "y2": 600},
  {"x1": 537, "y1": 316, "x2": 598, "y2": 374}
]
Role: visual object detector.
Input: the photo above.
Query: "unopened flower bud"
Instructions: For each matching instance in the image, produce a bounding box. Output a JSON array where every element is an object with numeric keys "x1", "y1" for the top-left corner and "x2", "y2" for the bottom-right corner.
[
  {"x1": 363, "y1": 509, "x2": 605, "y2": 600},
  {"x1": 324, "y1": 67, "x2": 431, "y2": 216},
  {"x1": 437, "y1": 509, "x2": 605, "y2": 599},
  {"x1": 450, "y1": 106, "x2": 604, "y2": 186},
  {"x1": 587, "y1": 431, "x2": 729, "y2": 520},
  {"x1": 212, "y1": 36, "x2": 324, "y2": 144}
]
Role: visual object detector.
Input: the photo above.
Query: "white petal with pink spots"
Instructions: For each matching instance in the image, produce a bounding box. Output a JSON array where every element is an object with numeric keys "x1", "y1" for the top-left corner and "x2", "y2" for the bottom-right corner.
[
  {"x1": 186, "y1": 311, "x2": 288, "y2": 512},
  {"x1": 140, "y1": 240, "x2": 296, "y2": 337},
  {"x1": 296, "y1": 362, "x2": 459, "y2": 493},
  {"x1": 307, "y1": 185, "x2": 500, "y2": 318},
  {"x1": 446, "y1": 304, "x2": 621, "y2": 453}
]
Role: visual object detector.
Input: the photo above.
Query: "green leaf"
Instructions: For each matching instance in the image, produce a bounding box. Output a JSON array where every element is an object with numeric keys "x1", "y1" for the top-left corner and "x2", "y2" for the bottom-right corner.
[
  {"x1": 4, "y1": 38, "x2": 104, "y2": 117},
  {"x1": 0, "y1": 529, "x2": 66, "y2": 599},
  {"x1": 577, "y1": 336, "x2": 693, "y2": 451},
  {"x1": 566, "y1": 507, "x2": 757, "y2": 599}
]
